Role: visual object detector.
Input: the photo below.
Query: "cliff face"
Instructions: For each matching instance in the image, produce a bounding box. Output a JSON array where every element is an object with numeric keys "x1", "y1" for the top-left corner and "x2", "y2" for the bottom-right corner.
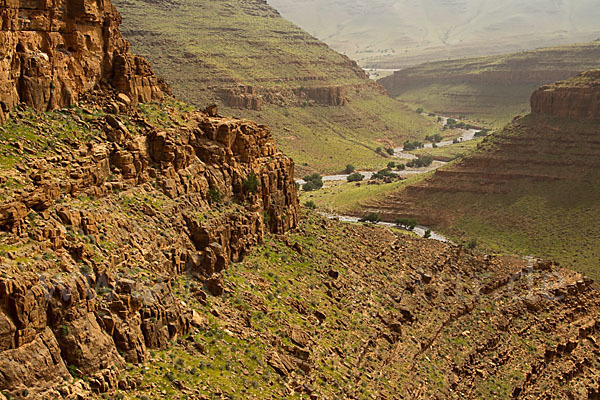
[
  {"x1": 0, "y1": 0, "x2": 165, "y2": 122},
  {"x1": 0, "y1": 98, "x2": 298, "y2": 397},
  {"x1": 531, "y1": 70, "x2": 600, "y2": 120},
  {"x1": 0, "y1": 0, "x2": 299, "y2": 397}
]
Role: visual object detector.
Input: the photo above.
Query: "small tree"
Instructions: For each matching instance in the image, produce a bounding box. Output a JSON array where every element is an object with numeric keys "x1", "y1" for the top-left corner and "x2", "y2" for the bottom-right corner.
[
  {"x1": 396, "y1": 163, "x2": 406, "y2": 171},
  {"x1": 416, "y1": 108, "x2": 424, "y2": 114},
  {"x1": 385, "y1": 147, "x2": 395, "y2": 156},
  {"x1": 345, "y1": 164, "x2": 355, "y2": 174},
  {"x1": 395, "y1": 218, "x2": 417, "y2": 230},
  {"x1": 360, "y1": 212, "x2": 380, "y2": 223},
  {"x1": 242, "y1": 172, "x2": 260, "y2": 194},
  {"x1": 302, "y1": 173, "x2": 323, "y2": 191},
  {"x1": 387, "y1": 161, "x2": 396, "y2": 169},
  {"x1": 347, "y1": 172, "x2": 365, "y2": 182},
  {"x1": 304, "y1": 200, "x2": 317, "y2": 210}
]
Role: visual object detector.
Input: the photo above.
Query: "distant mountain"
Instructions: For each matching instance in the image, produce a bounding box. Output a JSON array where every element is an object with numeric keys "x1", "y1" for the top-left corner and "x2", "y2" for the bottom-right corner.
[
  {"x1": 267, "y1": 0, "x2": 600, "y2": 68},
  {"x1": 378, "y1": 41, "x2": 600, "y2": 127}
]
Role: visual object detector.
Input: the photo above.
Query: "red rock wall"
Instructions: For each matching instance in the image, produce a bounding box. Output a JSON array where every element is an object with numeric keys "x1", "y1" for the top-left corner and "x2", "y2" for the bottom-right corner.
[
  {"x1": 0, "y1": 0, "x2": 164, "y2": 121},
  {"x1": 530, "y1": 70, "x2": 600, "y2": 120}
]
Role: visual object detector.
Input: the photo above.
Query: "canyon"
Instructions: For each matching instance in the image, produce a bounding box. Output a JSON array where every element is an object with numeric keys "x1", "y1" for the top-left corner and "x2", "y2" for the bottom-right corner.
[{"x1": 0, "y1": 0, "x2": 599, "y2": 398}]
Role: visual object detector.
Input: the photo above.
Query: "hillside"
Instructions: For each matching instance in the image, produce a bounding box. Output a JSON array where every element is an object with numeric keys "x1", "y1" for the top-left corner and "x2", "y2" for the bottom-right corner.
[
  {"x1": 378, "y1": 41, "x2": 600, "y2": 128},
  {"x1": 111, "y1": 0, "x2": 437, "y2": 174},
  {"x1": 360, "y1": 71, "x2": 600, "y2": 278},
  {"x1": 3, "y1": 0, "x2": 600, "y2": 398},
  {"x1": 268, "y1": 0, "x2": 600, "y2": 68}
]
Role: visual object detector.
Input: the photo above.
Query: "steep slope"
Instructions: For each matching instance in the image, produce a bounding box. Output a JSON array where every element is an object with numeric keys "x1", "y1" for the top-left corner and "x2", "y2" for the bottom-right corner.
[
  {"x1": 111, "y1": 0, "x2": 437, "y2": 174},
  {"x1": 361, "y1": 71, "x2": 600, "y2": 278},
  {"x1": 268, "y1": 0, "x2": 600, "y2": 68},
  {"x1": 0, "y1": 0, "x2": 298, "y2": 397},
  {"x1": 379, "y1": 41, "x2": 600, "y2": 127}
]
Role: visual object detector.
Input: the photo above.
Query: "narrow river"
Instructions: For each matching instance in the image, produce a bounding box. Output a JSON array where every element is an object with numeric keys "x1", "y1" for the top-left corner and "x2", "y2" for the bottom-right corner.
[{"x1": 300, "y1": 116, "x2": 482, "y2": 243}]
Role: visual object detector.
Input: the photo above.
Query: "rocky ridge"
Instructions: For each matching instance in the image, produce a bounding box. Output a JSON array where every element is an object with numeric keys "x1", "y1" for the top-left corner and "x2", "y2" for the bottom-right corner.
[
  {"x1": 531, "y1": 70, "x2": 600, "y2": 120},
  {"x1": 0, "y1": 0, "x2": 166, "y2": 123},
  {"x1": 0, "y1": 0, "x2": 298, "y2": 397}
]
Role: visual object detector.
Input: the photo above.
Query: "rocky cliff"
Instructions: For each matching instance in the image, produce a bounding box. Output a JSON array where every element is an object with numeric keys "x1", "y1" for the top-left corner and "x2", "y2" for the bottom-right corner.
[
  {"x1": 0, "y1": 0, "x2": 166, "y2": 123},
  {"x1": 0, "y1": 0, "x2": 299, "y2": 397},
  {"x1": 531, "y1": 70, "x2": 600, "y2": 120}
]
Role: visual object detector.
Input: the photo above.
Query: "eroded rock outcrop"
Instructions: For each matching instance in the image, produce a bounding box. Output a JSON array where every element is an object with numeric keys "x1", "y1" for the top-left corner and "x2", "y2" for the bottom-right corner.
[
  {"x1": 0, "y1": 0, "x2": 165, "y2": 123},
  {"x1": 531, "y1": 70, "x2": 600, "y2": 120}
]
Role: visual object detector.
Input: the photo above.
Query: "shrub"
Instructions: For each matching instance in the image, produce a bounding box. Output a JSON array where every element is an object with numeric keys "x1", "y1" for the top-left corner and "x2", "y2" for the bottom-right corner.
[
  {"x1": 474, "y1": 129, "x2": 490, "y2": 137},
  {"x1": 416, "y1": 107, "x2": 424, "y2": 114},
  {"x1": 466, "y1": 239, "x2": 478, "y2": 249},
  {"x1": 243, "y1": 172, "x2": 260, "y2": 194},
  {"x1": 402, "y1": 140, "x2": 424, "y2": 151},
  {"x1": 425, "y1": 133, "x2": 443, "y2": 143},
  {"x1": 207, "y1": 188, "x2": 224, "y2": 204},
  {"x1": 452, "y1": 138, "x2": 460, "y2": 144},
  {"x1": 396, "y1": 163, "x2": 406, "y2": 171},
  {"x1": 360, "y1": 212, "x2": 380, "y2": 223},
  {"x1": 408, "y1": 155, "x2": 434, "y2": 168},
  {"x1": 375, "y1": 146, "x2": 383, "y2": 154},
  {"x1": 304, "y1": 200, "x2": 317, "y2": 209},
  {"x1": 347, "y1": 172, "x2": 364, "y2": 182},
  {"x1": 302, "y1": 173, "x2": 323, "y2": 191},
  {"x1": 344, "y1": 164, "x2": 355, "y2": 174},
  {"x1": 387, "y1": 161, "x2": 396, "y2": 169},
  {"x1": 424, "y1": 229, "x2": 432, "y2": 239},
  {"x1": 385, "y1": 147, "x2": 395, "y2": 156},
  {"x1": 395, "y1": 218, "x2": 417, "y2": 230},
  {"x1": 372, "y1": 168, "x2": 395, "y2": 180}
]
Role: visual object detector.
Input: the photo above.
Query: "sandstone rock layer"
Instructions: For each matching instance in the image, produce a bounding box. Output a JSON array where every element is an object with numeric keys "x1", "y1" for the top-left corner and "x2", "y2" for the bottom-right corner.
[{"x1": 0, "y1": 0, "x2": 165, "y2": 122}]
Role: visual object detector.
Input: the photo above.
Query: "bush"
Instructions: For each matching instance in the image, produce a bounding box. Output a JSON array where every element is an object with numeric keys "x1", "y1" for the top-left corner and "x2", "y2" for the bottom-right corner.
[
  {"x1": 347, "y1": 172, "x2": 365, "y2": 182},
  {"x1": 452, "y1": 138, "x2": 460, "y2": 144},
  {"x1": 387, "y1": 161, "x2": 396, "y2": 169},
  {"x1": 424, "y1": 229, "x2": 432, "y2": 239},
  {"x1": 372, "y1": 168, "x2": 395, "y2": 180},
  {"x1": 375, "y1": 146, "x2": 383, "y2": 154},
  {"x1": 360, "y1": 212, "x2": 380, "y2": 223},
  {"x1": 402, "y1": 140, "x2": 424, "y2": 151},
  {"x1": 385, "y1": 147, "x2": 395, "y2": 156},
  {"x1": 345, "y1": 164, "x2": 355, "y2": 174},
  {"x1": 396, "y1": 163, "x2": 406, "y2": 171},
  {"x1": 207, "y1": 188, "x2": 224, "y2": 204},
  {"x1": 466, "y1": 239, "x2": 478, "y2": 249},
  {"x1": 304, "y1": 200, "x2": 317, "y2": 210},
  {"x1": 474, "y1": 129, "x2": 490, "y2": 137},
  {"x1": 395, "y1": 218, "x2": 417, "y2": 230},
  {"x1": 407, "y1": 155, "x2": 434, "y2": 168},
  {"x1": 416, "y1": 108, "x2": 424, "y2": 114},
  {"x1": 425, "y1": 133, "x2": 443, "y2": 143},
  {"x1": 242, "y1": 172, "x2": 260, "y2": 194},
  {"x1": 302, "y1": 173, "x2": 323, "y2": 191}
]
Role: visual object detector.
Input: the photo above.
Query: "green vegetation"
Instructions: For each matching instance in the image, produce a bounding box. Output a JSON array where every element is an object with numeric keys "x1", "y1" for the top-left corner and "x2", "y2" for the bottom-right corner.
[
  {"x1": 359, "y1": 212, "x2": 380, "y2": 223},
  {"x1": 409, "y1": 137, "x2": 483, "y2": 161},
  {"x1": 406, "y1": 155, "x2": 433, "y2": 168},
  {"x1": 302, "y1": 173, "x2": 323, "y2": 192},
  {"x1": 347, "y1": 172, "x2": 364, "y2": 182},
  {"x1": 395, "y1": 218, "x2": 418, "y2": 230},
  {"x1": 113, "y1": 0, "x2": 437, "y2": 174},
  {"x1": 242, "y1": 172, "x2": 260, "y2": 194}
]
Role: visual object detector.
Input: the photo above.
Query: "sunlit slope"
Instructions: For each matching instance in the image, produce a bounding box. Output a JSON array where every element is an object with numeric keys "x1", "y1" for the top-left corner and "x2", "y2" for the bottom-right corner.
[
  {"x1": 379, "y1": 42, "x2": 600, "y2": 127},
  {"x1": 114, "y1": 0, "x2": 436, "y2": 174}
]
